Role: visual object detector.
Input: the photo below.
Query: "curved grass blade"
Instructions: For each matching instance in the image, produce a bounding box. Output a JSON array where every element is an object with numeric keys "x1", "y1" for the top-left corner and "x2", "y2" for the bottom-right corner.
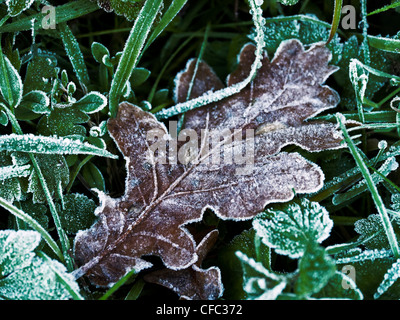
[{"x1": 326, "y1": 0, "x2": 343, "y2": 45}]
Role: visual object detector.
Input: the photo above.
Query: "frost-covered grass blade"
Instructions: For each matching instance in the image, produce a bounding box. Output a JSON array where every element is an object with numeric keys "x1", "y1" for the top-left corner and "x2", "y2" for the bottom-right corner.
[{"x1": 0, "y1": 134, "x2": 118, "y2": 158}]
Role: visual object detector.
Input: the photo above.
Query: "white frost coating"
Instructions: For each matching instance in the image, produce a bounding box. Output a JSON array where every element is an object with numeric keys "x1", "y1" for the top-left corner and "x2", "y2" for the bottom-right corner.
[
  {"x1": 335, "y1": 249, "x2": 393, "y2": 264},
  {"x1": 156, "y1": 0, "x2": 266, "y2": 120},
  {"x1": 0, "y1": 164, "x2": 31, "y2": 180},
  {"x1": 0, "y1": 230, "x2": 79, "y2": 300}
]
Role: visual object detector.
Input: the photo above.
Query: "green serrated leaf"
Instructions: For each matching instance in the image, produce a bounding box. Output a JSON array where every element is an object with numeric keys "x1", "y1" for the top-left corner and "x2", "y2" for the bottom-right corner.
[
  {"x1": 56, "y1": 193, "x2": 96, "y2": 235},
  {"x1": 253, "y1": 198, "x2": 333, "y2": 258},
  {"x1": 24, "y1": 53, "x2": 58, "y2": 94},
  {"x1": 354, "y1": 214, "x2": 400, "y2": 250},
  {"x1": 0, "y1": 230, "x2": 81, "y2": 300},
  {"x1": 313, "y1": 271, "x2": 363, "y2": 300},
  {"x1": 38, "y1": 105, "x2": 89, "y2": 137}
]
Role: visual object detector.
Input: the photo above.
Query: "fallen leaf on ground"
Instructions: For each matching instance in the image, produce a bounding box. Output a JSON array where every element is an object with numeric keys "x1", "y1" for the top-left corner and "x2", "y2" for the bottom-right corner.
[{"x1": 74, "y1": 39, "x2": 343, "y2": 296}]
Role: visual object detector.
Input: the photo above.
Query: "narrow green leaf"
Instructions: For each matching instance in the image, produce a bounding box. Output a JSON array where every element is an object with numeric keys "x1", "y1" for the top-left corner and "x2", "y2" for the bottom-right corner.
[
  {"x1": 0, "y1": 46, "x2": 22, "y2": 108},
  {"x1": 0, "y1": 0, "x2": 99, "y2": 33},
  {"x1": 143, "y1": 0, "x2": 189, "y2": 52},
  {"x1": 109, "y1": 0, "x2": 164, "y2": 117},
  {"x1": 368, "y1": 35, "x2": 400, "y2": 54},
  {"x1": 0, "y1": 133, "x2": 118, "y2": 159},
  {"x1": 336, "y1": 113, "x2": 400, "y2": 259},
  {"x1": 326, "y1": 0, "x2": 343, "y2": 45},
  {"x1": 59, "y1": 22, "x2": 90, "y2": 87},
  {"x1": 368, "y1": 2, "x2": 400, "y2": 16}
]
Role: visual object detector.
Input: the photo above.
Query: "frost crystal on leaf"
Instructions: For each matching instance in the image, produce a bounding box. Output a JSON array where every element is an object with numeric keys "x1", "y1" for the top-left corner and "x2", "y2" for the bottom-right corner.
[
  {"x1": 0, "y1": 230, "x2": 80, "y2": 300},
  {"x1": 253, "y1": 198, "x2": 333, "y2": 258},
  {"x1": 74, "y1": 40, "x2": 342, "y2": 293}
]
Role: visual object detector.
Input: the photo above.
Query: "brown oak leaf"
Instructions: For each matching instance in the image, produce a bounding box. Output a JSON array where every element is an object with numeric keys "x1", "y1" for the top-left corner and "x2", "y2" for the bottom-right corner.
[
  {"x1": 73, "y1": 39, "x2": 343, "y2": 293},
  {"x1": 144, "y1": 229, "x2": 223, "y2": 300}
]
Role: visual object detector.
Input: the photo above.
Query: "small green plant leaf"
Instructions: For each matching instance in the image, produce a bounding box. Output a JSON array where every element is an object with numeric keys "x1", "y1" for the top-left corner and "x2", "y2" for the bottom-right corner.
[
  {"x1": 253, "y1": 198, "x2": 333, "y2": 258},
  {"x1": 91, "y1": 42, "x2": 110, "y2": 64},
  {"x1": 81, "y1": 161, "x2": 106, "y2": 192},
  {"x1": 295, "y1": 243, "x2": 336, "y2": 297},
  {"x1": 0, "y1": 49, "x2": 23, "y2": 108},
  {"x1": 57, "y1": 193, "x2": 96, "y2": 235},
  {"x1": 5, "y1": 0, "x2": 34, "y2": 17},
  {"x1": 74, "y1": 92, "x2": 107, "y2": 114},
  {"x1": 0, "y1": 230, "x2": 81, "y2": 300},
  {"x1": 130, "y1": 67, "x2": 151, "y2": 88}
]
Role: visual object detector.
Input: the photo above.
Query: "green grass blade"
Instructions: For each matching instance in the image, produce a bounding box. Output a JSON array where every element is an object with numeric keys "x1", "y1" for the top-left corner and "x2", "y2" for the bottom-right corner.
[
  {"x1": 368, "y1": 2, "x2": 400, "y2": 16},
  {"x1": 0, "y1": 133, "x2": 118, "y2": 158},
  {"x1": 59, "y1": 22, "x2": 90, "y2": 88},
  {"x1": 336, "y1": 113, "x2": 400, "y2": 259},
  {"x1": 109, "y1": 0, "x2": 164, "y2": 118},
  {"x1": 0, "y1": 196, "x2": 63, "y2": 261},
  {"x1": 0, "y1": 0, "x2": 99, "y2": 33},
  {"x1": 326, "y1": 0, "x2": 343, "y2": 45},
  {"x1": 368, "y1": 35, "x2": 400, "y2": 54},
  {"x1": 143, "y1": 0, "x2": 188, "y2": 52}
]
